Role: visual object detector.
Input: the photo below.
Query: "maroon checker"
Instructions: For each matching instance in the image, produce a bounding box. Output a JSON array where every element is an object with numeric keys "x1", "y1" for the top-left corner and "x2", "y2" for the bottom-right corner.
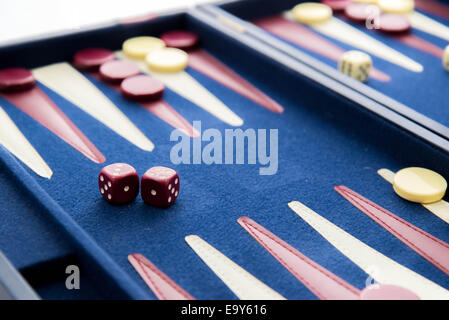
[
  {"x1": 120, "y1": 75, "x2": 164, "y2": 101},
  {"x1": 141, "y1": 166, "x2": 179, "y2": 208},
  {"x1": 0, "y1": 68, "x2": 35, "y2": 92},
  {"x1": 99, "y1": 60, "x2": 140, "y2": 83},
  {"x1": 160, "y1": 30, "x2": 199, "y2": 51},
  {"x1": 73, "y1": 48, "x2": 115, "y2": 70},
  {"x1": 378, "y1": 14, "x2": 412, "y2": 34},
  {"x1": 99, "y1": 163, "x2": 139, "y2": 205},
  {"x1": 321, "y1": 0, "x2": 352, "y2": 11},
  {"x1": 344, "y1": 3, "x2": 372, "y2": 22}
]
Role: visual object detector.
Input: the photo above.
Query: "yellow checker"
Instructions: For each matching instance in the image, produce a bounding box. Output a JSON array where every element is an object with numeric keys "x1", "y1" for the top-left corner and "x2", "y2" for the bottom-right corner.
[
  {"x1": 443, "y1": 45, "x2": 449, "y2": 71},
  {"x1": 393, "y1": 167, "x2": 447, "y2": 204},
  {"x1": 378, "y1": 0, "x2": 415, "y2": 14},
  {"x1": 145, "y1": 47, "x2": 188, "y2": 73},
  {"x1": 123, "y1": 37, "x2": 166, "y2": 59},
  {"x1": 292, "y1": 3, "x2": 333, "y2": 25}
]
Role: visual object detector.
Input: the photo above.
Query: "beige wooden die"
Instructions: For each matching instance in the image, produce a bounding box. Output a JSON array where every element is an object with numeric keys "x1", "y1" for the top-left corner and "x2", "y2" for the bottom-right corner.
[{"x1": 338, "y1": 50, "x2": 372, "y2": 82}]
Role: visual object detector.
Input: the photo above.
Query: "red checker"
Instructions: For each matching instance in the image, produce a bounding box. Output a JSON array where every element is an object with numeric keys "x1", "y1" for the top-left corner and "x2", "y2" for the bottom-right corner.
[
  {"x1": 378, "y1": 14, "x2": 412, "y2": 34},
  {"x1": 99, "y1": 60, "x2": 140, "y2": 83},
  {"x1": 321, "y1": 0, "x2": 352, "y2": 11},
  {"x1": 73, "y1": 48, "x2": 115, "y2": 70},
  {"x1": 160, "y1": 30, "x2": 199, "y2": 51},
  {"x1": 344, "y1": 3, "x2": 372, "y2": 22},
  {"x1": 0, "y1": 68, "x2": 35, "y2": 92},
  {"x1": 120, "y1": 75, "x2": 164, "y2": 101},
  {"x1": 360, "y1": 284, "x2": 420, "y2": 300}
]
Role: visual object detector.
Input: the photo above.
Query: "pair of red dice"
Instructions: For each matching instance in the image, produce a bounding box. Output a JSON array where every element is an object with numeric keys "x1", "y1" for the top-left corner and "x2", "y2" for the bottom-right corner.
[{"x1": 98, "y1": 163, "x2": 179, "y2": 207}]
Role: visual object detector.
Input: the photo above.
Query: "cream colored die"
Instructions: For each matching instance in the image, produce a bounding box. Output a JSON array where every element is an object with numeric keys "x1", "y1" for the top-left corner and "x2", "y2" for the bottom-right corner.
[
  {"x1": 443, "y1": 45, "x2": 449, "y2": 72},
  {"x1": 338, "y1": 50, "x2": 372, "y2": 82}
]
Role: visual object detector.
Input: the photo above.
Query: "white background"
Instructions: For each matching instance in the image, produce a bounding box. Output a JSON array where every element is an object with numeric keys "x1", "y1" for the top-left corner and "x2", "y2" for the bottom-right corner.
[{"x1": 0, "y1": 0, "x2": 219, "y2": 45}]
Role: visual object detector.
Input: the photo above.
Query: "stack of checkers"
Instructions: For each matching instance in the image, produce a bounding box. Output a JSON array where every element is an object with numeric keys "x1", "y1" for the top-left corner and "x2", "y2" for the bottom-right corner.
[{"x1": 74, "y1": 34, "x2": 196, "y2": 102}]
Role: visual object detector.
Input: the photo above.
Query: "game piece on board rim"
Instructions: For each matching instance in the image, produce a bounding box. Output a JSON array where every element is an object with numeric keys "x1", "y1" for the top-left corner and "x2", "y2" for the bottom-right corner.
[
  {"x1": 73, "y1": 48, "x2": 115, "y2": 70},
  {"x1": 292, "y1": 2, "x2": 333, "y2": 25},
  {"x1": 122, "y1": 36, "x2": 166, "y2": 59},
  {"x1": 145, "y1": 47, "x2": 189, "y2": 73},
  {"x1": 0, "y1": 68, "x2": 35, "y2": 92},
  {"x1": 160, "y1": 30, "x2": 199, "y2": 50},
  {"x1": 99, "y1": 163, "x2": 139, "y2": 205},
  {"x1": 120, "y1": 75, "x2": 164, "y2": 101},
  {"x1": 99, "y1": 60, "x2": 140, "y2": 83}
]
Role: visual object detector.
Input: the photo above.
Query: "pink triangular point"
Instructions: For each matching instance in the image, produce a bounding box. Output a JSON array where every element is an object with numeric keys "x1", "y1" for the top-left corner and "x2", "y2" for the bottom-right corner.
[
  {"x1": 188, "y1": 49, "x2": 284, "y2": 113},
  {"x1": 393, "y1": 33, "x2": 443, "y2": 58},
  {"x1": 415, "y1": 0, "x2": 449, "y2": 21},
  {"x1": 140, "y1": 99, "x2": 199, "y2": 137},
  {"x1": 238, "y1": 216, "x2": 360, "y2": 300},
  {"x1": 1, "y1": 87, "x2": 105, "y2": 163},
  {"x1": 128, "y1": 253, "x2": 195, "y2": 300},
  {"x1": 335, "y1": 185, "x2": 449, "y2": 277}
]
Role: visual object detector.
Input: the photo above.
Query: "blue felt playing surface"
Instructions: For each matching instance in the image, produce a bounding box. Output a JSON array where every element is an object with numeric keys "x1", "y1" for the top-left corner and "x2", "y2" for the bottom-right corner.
[{"x1": 2, "y1": 7, "x2": 449, "y2": 300}]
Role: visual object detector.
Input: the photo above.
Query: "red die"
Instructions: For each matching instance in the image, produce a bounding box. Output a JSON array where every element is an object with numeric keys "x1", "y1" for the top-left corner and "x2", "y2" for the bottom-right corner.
[
  {"x1": 98, "y1": 163, "x2": 139, "y2": 205},
  {"x1": 141, "y1": 166, "x2": 179, "y2": 207}
]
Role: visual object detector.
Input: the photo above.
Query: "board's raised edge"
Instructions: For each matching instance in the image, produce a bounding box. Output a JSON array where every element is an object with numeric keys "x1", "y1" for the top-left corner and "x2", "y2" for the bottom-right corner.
[
  {"x1": 203, "y1": 1, "x2": 449, "y2": 141},
  {"x1": 190, "y1": 5, "x2": 449, "y2": 155}
]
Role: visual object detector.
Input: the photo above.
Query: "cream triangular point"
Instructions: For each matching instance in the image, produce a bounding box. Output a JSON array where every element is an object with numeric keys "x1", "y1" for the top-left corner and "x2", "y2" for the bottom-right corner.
[
  {"x1": 285, "y1": 12, "x2": 422, "y2": 72},
  {"x1": 288, "y1": 201, "x2": 449, "y2": 300},
  {"x1": 378, "y1": 168, "x2": 395, "y2": 183},
  {"x1": 116, "y1": 51, "x2": 243, "y2": 127},
  {"x1": 423, "y1": 201, "x2": 449, "y2": 224},
  {"x1": 0, "y1": 106, "x2": 52, "y2": 178},
  {"x1": 313, "y1": 17, "x2": 423, "y2": 72},
  {"x1": 409, "y1": 12, "x2": 449, "y2": 42},
  {"x1": 185, "y1": 235, "x2": 285, "y2": 300},
  {"x1": 378, "y1": 168, "x2": 449, "y2": 224},
  {"x1": 32, "y1": 63, "x2": 154, "y2": 151}
]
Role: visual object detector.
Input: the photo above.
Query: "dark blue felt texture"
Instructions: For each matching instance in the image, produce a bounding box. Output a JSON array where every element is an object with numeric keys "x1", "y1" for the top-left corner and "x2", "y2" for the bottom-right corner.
[
  {"x1": 2, "y1": 5, "x2": 449, "y2": 300},
  {"x1": 0, "y1": 156, "x2": 72, "y2": 270}
]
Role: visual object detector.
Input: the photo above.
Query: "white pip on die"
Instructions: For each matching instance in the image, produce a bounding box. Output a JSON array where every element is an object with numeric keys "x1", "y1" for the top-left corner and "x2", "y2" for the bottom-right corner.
[{"x1": 339, "y1": 50, "x2": 372, "y2": 82}]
